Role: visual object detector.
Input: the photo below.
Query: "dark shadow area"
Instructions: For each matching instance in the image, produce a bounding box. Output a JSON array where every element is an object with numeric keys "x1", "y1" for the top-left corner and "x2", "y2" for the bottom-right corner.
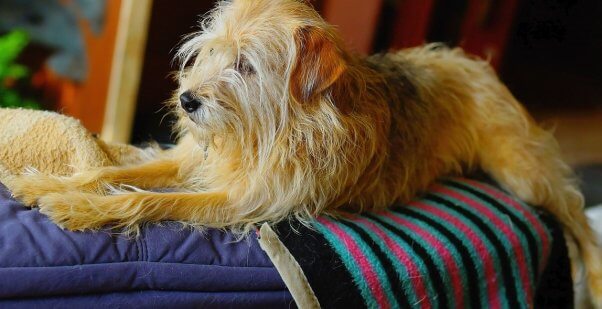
[
  {"x1": 502, "y1": 1, "x2": 602, "y2": 112},
  {"x1": 131, "y1": 0, "x2": 216, "y2": 144}
]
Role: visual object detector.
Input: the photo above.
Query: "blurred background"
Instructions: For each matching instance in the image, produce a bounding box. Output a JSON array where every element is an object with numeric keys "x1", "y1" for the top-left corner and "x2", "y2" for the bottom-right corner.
[{"x1": 1, "y1": 0, "x2": 601, "y2": 203}]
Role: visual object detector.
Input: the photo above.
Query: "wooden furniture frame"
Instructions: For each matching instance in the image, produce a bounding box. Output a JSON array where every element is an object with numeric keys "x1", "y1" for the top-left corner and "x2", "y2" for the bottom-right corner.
[{"x1": 101, "y1": 0, "x2": 153, "y2": 143}]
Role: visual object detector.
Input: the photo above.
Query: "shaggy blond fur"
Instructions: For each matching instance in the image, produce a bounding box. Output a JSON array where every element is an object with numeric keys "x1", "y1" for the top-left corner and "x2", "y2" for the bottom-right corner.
[{"x1": 8, "y1": 0, "x2": 602, "y2": 304}]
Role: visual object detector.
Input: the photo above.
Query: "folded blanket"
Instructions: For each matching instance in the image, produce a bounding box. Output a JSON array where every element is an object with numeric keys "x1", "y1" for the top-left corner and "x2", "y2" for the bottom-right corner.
[
  {"x1": 0, "y1": 108, "x2": 149, "y2": 182},
  {"x1": 264, "y1": 178, "x2": 573, "y2": 308}
]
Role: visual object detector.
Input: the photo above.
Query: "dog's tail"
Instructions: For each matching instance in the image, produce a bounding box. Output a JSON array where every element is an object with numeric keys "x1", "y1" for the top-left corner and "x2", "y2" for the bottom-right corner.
[
  {"x1": 480, "y1": 123, "x2": 602, "y2": 308},
  {"x1": 459, "y1": 52, "x2": 602, "y2": 307}
]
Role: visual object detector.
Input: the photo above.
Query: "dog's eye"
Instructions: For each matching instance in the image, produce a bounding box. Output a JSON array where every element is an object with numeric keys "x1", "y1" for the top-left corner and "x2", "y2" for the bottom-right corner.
[
  {"x1": 235, "y1": 56, "x2": 255, "y2": 75},
  {"x1": 209, "y1": 48, "x2": 215, "y2": 56}
]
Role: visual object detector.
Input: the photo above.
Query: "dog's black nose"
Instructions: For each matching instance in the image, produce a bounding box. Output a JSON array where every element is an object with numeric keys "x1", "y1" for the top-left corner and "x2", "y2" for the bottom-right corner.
[{"x1": 180, "y1": 91, "x2": 202, "y2": 113}]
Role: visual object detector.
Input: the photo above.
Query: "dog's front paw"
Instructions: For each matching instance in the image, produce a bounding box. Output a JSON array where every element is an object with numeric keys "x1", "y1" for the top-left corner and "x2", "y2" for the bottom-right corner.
[
  {"x1": 37, "y1": 192, "x2": 113, "y2": 231},
  {"x1": 6, "y1": 174, "x2": 69, "y2": 206}
]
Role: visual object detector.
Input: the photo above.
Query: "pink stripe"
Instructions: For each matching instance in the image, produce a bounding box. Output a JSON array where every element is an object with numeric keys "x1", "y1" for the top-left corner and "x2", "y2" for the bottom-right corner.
[
  {"x1": 459, "y1": 178, "x2": 551, "y2": 269},
  {"x1": 318, "y1": 217, "x2": 391, "y2": 309},
  {"x1": 432, "y1": 185, "x2": 534, "y2": 303},
  {"x1": 382, "y1": 212, "x2": 465, "y2": 309},
  {"x1": 411, "y1": 201, "x2": 502, "y2": 309},
  {"x1": 352, "y1": 215, "x2": 432, "y2": 309}
]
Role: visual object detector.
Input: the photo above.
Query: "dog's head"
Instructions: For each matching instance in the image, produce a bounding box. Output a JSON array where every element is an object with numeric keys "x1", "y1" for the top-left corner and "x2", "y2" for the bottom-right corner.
[{"x1": 173, "y1": 0, "x2": 350, "y2": 148}]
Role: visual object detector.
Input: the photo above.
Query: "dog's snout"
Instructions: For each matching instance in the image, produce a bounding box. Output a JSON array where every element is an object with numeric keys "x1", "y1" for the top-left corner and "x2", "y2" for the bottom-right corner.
[{"x1": 180, "y1": 91, "x2": 202, "y2": 113}]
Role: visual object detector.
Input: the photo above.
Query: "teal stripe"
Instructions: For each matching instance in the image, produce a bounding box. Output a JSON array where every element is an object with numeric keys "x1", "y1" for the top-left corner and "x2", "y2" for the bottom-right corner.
[
  {"x1": 313, "y1": 219, "x2": 379, "y2": 308},
  {"x1": 376, "y1": 213, "x2": 457, "y2": 308},
  {"x1": 334, "y1": 218, "x2": 401, "y2": 308},
  {"x1": 389, "y1": 210, "x2": 470, "y2": 307},
  {"x1": 413, "y1": 201, "x2": 506, "y2": 308},
  {"x1": 349, "y1": 218, "x2": 420, "y2": 307},
  {"x1": 454, "y1": 178, "x2": 553, "y2": 269},
  {"x1": 364, "y1": 216, "x2": 438, "y2": 308},
  {"x1": 430, "y1": 189, "x2": 530, "y2": 306},
  {"x1": 442, "y1": 185, "x2": 537, "y2": 293},
  {"x1": 449, "y1": 178, "x2": 549, "y2": 261}
]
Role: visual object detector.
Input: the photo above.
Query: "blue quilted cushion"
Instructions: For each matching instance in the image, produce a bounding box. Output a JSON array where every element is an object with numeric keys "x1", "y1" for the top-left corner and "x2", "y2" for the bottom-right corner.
[{"x1": 0, "y1": 183, "x2": 292, "y2": 308}]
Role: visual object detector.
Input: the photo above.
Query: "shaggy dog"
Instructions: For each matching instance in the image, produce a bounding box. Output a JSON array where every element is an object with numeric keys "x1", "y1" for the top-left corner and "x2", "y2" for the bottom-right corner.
[{"x1": 9, "y1": 0, "x2": 602, "y2": 303}]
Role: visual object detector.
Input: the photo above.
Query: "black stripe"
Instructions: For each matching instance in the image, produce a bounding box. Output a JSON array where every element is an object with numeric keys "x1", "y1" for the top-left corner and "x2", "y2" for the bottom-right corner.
[
  {"x1": 396, "y1": 206, "x2": 481, "y2": 309},
  {"x1": 425, "y1": 193, "x2": 521, "y2": 308},
  {"x1": 272, "y1": 220, "x2": 365, "y2": 309},
  {"x1": 337, "y1": 219, "x2": 413, "y2": 309},
  {"x1": 445, "y1": 180, "x2": 541, "y2": 275},
  {"x1": 534, "y1": 214, "x2": 573, "y2": 308},
  {"x1": 364, "y1": 213, "x2": 450, "y2": 309}
]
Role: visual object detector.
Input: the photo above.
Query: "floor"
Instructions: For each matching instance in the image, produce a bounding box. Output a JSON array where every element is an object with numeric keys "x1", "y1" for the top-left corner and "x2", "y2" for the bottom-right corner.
[
  {"x1": 533, "y1": 107, "x2": 602, "y2": 206},
  {"x1": 534, "y1": 107, "x2": 602, "y2": 166}
]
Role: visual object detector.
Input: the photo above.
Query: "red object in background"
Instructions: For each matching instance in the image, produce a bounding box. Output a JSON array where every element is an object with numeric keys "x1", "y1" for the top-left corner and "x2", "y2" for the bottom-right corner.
[
  {"x1": 26, "y1": 0, "x2": 122, "y2": 133},
  {"x1": 320, "y1": 0, "x2": 518, "y2": 70},
  {"x1": 31, "y1": 67, "x2": 75, "y2": 111},
  {"x1": 321, "y1": 0, "x2": 384, "y2": 54},
  {"x1": 459, "y1": 0, "x2": 519, "y2": 69},
  {"x1": 390, "y1": 0, "x2": 435, "y2": 49}
]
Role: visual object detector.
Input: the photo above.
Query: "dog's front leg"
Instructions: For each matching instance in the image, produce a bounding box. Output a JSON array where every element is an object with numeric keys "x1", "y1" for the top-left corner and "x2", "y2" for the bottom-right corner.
[
  {"x1": 37, "y1": 191, "x2": 231, "y2": 231},
  {"x1": 8, "y1": 159, "x2": 182, "y2": 206}
]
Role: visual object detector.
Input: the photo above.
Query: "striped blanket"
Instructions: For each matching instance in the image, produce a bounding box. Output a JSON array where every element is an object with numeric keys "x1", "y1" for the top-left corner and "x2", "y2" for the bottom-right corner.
[{"x1": 272, "y1": 178, "x2": 572, "y2": 308}]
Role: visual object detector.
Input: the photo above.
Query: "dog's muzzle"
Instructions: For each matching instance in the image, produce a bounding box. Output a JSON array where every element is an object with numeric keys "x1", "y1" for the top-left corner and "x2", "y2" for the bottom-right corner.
[{"x1": 180, "y1": 91, "x2": 203, "y2": 113}]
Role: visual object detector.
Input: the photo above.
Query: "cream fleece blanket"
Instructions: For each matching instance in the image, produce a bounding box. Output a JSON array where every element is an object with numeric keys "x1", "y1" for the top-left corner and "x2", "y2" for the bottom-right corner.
[{"x1": 0, "y1": 108, "x2": 149, "y2": 183}]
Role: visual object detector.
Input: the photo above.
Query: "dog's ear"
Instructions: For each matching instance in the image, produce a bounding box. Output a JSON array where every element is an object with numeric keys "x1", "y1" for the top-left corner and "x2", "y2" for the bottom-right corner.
[{"x1": 290, "y1": 26, "x2": 347, "y2": 103}]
